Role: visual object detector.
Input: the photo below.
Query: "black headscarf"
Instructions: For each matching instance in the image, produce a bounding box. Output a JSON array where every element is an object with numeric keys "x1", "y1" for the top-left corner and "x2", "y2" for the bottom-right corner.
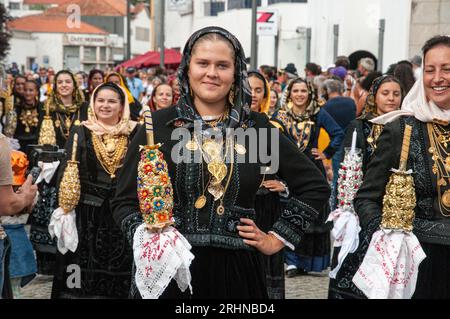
[
  {"x1": 48, "y1": 70, "x2": 85, "y2": 113},
  {"x1": 176, "y1": 26, "x2": 252, "y2": 129},
  {"x1": 361, "y1": 75, "x2": 404, "y2": 120}
]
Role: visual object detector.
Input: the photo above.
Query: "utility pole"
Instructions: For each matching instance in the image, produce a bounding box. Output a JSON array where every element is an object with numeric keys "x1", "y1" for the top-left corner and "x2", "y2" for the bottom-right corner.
[
  {"x1": 378, "y1": 19, "x2": 385, "y2": 72},
  {"x1": 150, "y1": 0, "x2": 156, "y2": 50},
  {"x1": 250, "y1": 0, "x2": 257, "y2": 69},
  {"x1": 159, "y1": 0, "x2": 165, "y2": 68},
  {"x1": 126, "y1": 0, "x2": 131, "y2": 60}
]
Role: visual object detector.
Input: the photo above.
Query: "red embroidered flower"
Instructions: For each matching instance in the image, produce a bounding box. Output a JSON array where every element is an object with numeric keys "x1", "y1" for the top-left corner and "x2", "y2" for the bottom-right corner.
[
  {"x1": 144, "y1": 164, "x2": 153, "y2": 174},
  {"x1": 140, "y1": 189, "x2": 149, "y2": 199}
]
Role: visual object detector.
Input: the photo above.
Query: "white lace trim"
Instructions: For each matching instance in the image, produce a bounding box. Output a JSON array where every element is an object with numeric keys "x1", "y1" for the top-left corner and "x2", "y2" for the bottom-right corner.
[{"x1": 133, "y1": 224, "x2": 194, "y2": 299}]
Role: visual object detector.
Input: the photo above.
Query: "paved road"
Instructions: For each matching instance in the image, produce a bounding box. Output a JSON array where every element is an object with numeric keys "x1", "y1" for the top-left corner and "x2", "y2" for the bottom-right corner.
[{"x1": 20, "y1": 271, "x2": 330, "y2": 299}]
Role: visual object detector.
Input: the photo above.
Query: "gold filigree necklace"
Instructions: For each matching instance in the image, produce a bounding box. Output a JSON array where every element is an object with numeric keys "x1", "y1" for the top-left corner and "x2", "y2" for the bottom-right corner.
[
  {"x1": 19, "y1": 104, "x2": 39, "y2": 133},
  {"x1": 427, "y1": 122, "x2": 450, "y2": 216},
  {"x1": 92, "y1": 134, "x2": 128, "y2": 178}
]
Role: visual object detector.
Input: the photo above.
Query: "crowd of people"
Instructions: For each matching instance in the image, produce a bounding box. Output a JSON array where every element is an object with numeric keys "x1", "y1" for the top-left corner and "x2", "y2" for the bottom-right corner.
[{"x1": 0, "y1": 27, "x2": 449, "y2": 300}]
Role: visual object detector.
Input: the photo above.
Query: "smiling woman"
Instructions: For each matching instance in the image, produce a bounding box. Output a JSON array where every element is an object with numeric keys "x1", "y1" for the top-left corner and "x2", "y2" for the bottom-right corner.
[
  {"x1": 112, "y1": 26, "x2": 331, "y2": 299},
  {"x1": 353, "y1": 35, "x2": 450, "y2": 299},
  {"x1": 50, "y1": 82, "x2": 139, "y2": 299}
]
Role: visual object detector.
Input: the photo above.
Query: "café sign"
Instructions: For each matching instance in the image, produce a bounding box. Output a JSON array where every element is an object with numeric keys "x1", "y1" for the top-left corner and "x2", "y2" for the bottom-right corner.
[{"x1": 64, "y1": 34, "x2": 107, "y2": 46}]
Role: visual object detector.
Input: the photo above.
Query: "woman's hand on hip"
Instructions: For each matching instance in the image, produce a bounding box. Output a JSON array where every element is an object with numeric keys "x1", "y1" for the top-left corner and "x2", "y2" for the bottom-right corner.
[{"x1": 237, "y1": 218, "x2": 285, "y2": 255}]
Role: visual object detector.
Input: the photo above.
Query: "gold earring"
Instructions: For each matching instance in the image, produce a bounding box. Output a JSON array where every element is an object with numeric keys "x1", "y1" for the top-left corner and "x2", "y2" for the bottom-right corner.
[
  {"x1": 189, "y1": 86, "x2": 193, "y2": 98},
  {"x1": 228, "y1": 86, "x2": 235, "y2": 105}
]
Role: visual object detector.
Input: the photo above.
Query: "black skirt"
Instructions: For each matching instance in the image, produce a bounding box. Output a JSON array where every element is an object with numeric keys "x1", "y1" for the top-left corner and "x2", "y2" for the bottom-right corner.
[
  {"x1": 413, "y1": 241, "x2": 450, "y2": 299},
  {"x1": 254, "y1": 189, "x2": 285, "y2": 299},
  {"x1": 51, "y1": 200, "x2": 133, "y2": 299},
  {"x1": 159, "y1": 246, "x2": 268, "y2": 299},
  {"x1": 328, "y1": 218, "x2": 379, "y2": 299}
]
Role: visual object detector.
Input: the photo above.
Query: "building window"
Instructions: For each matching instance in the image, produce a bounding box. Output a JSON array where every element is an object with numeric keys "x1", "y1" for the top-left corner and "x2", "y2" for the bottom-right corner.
[
  {"x1": 100, "y1": 47, "x2": 107, "y2": 61},
  {"x1": 135, "y1": 27, "x2": 150, "y2": 42},
  {"x1": 63, "y1": 46, "x2": 80, "y2": 71},
  {"x1": 83, "y1": 46, "x2": 97, "y2": 62},
  {"x1": 204, "y1": 0, "x2": 225, "y2": 16},
  {"x1": 8, "y1": 2, "x2": 21, "y2": 10}
]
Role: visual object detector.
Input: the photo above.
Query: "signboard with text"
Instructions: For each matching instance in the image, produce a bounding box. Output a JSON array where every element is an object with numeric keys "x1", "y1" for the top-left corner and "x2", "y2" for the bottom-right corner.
[
  {"x1": 63, "y1": 34, "x2": 107, "y2": 46},
  {"x1": 257, "y1": 8, "x2": 278, "y2": 36}
]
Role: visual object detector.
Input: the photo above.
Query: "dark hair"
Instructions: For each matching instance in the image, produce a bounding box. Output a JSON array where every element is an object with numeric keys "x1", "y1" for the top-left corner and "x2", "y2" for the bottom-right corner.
[
  {"x1": 93, "y1": 82, "x2": 125, "y2": 106},
  {"x1": 305, "y1": 63, "x2": 321, "y2": 76},
  {"x1": 393, "y1": 63, "x2": 415, "y2": 95},
  {"x1": 422, "y1": 35, "x2": 450, "y2": 59},
  {"x1": 385, "y1": 63, "x2": 397, "y2": 76},
  {"x1": 361, "y1": 71, "x2": 382, "y2": 91},
  {"x1": 248, "y1": 71, "x2": 268, "y2": 98},
  {"x1": 335, "y1": 56, "x2": 350, "y2": 70},
  {"x1": 14, "y1": 74, "x2": 26, "y2": 82},
  {"x1": 364, "y1": 75, "x2": 404, "y2": 115},
  {"x1": 148, "y1": 83, "x2": 173, "y2": 112},
  {"x1": 88, "y1": 69, "x2": 104, "y2": 92}
]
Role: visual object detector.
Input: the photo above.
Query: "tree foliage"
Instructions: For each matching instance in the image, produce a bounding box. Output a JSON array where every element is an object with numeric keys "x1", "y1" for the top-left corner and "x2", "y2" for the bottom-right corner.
[{"x1": 0, "y1": 4, "x2": 11, "y2": 61}]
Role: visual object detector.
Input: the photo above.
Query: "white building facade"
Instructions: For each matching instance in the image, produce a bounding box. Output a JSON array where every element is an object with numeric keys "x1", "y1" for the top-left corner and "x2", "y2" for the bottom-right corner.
[{"x1": 164, "y1": 0, "x2": 416, "y2": 73}]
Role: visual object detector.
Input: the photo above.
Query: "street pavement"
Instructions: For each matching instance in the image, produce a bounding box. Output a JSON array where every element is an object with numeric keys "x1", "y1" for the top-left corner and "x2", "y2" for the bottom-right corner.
[{"x1": 20, "y1": 270, "x2": 330, "y2": 299}]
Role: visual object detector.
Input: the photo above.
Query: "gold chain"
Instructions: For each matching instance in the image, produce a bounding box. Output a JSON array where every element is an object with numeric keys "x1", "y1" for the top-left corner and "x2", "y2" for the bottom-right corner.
[
  {"x1": 92, "y1": 134, "x2": 128, "y2": 179},
  {"x1": 367, "y1": 124, "x2": 384, "y2": 151},
  {"x1": 289, "y1": 118, "x2": 314, "y2": 152},
  {"x1": 427, "y1": 123, "x2": 450, "y2": 216},
  {"x1": 55, "y1": 111, "x2": 80, "y2": 139}
]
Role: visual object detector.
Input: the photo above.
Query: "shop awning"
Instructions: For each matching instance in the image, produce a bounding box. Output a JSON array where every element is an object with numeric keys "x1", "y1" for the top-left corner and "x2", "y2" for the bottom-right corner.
[{"x1": 118, "y1": 48, "x2": 182, "y2": 69}]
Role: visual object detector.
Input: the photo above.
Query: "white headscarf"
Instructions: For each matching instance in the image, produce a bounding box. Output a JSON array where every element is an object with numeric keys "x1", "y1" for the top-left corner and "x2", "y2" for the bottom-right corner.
[
  {"x1": 371, "y1": 59, "x2": 450, "y2": 125},
  {"x1": 82, "y1": 83, "x2": 137, "y2": 136}
]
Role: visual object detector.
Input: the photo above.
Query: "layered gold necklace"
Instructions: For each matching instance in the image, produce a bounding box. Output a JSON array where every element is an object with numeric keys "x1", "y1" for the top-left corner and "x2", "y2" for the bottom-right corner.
[
  {"x1": 92, "y1": 134, "x2": 128, "y2": 178},
  {"x1": 185, "y1": 110, "x2": 246, "y2": 215},
  {"x1": 427, "y1": 122, "x2": 450, "y2": 216},
  {"x1": 55, "y1": 111, "x2": 81, "y2": 139},
  {"x1": 19, "y1": 104, "x2": 39, "y2": 133}
]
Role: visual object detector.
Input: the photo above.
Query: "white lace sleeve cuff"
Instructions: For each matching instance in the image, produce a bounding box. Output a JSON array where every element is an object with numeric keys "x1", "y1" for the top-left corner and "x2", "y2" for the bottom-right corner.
[
  {"x1": 269, "y1": 231, "x2": 294, "y2": 250},
  {"x1": 279, "y1": 181, "x2": 290, "y2": 198}
]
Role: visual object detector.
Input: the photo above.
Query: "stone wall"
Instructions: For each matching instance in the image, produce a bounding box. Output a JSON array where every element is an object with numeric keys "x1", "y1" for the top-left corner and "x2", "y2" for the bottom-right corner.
[{"x1": 409, "y1": 0, "x2": 450, "y2": 57}]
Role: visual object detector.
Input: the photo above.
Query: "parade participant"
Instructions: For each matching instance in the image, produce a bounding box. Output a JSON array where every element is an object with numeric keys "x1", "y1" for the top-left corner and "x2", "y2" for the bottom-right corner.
[
  {"x1": 50, "y1": 82, "x2": 138, "y2": 299},
  {"x1": 12, "y1": 75, "x2": 26, "y2": 104},
  {"x1": 170, "y1": 77, "x2": 181, "y2": 104},
  {"x1": 86, "y1": 69, "x2": 104, "y2": 101},
  {"x1": 354, "y1": 35, "x2": 450, "y2": 299},
  {"x1": 112, "y1": 26, "x2": 330, "y2": 299},
  {"x1": 13, "y1": 80, "x2": 43, "y2": 154},
  {"x1": 38, "y1": 70, "x2": 87, "y2": 148},
  {"x1": 248, "y1": 70, "x2": 287, "y2": 299},
  {"x1": 30, "y1": 70, "x2": 87, "y2": 275},
  {"x1": 105, "y1": 72, "x2": 142, "y2": 121},
  {"x1": 272, "y1": 77, "x2": 344, "y2": 277},
  {"x1": 147, "y1": 83, "x2": 173, "y2": 111},
  {"x1": 328, "y1": 75, "x2": 404, "y2": 299},
  {"x1": 269, "y1": 88, "x2": 279, "y2": 117}
]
